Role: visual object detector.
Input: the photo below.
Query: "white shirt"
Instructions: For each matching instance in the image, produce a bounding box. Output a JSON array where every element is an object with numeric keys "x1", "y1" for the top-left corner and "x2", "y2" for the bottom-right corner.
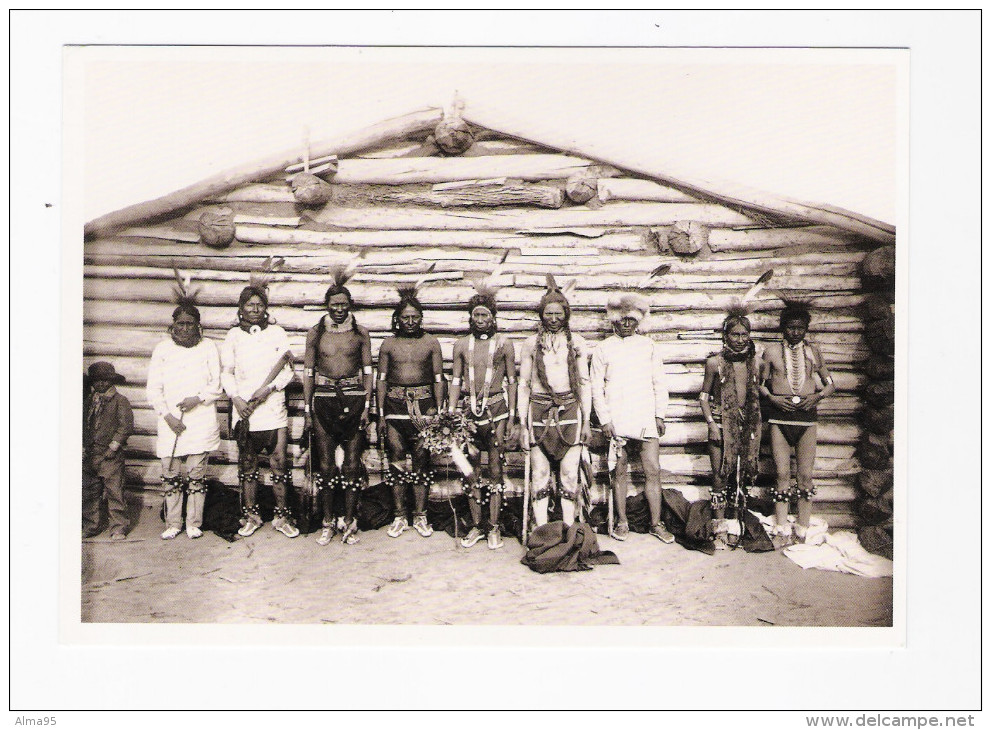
[
  {"x1": 146, "y1": 338, "x2": 222, "y2": 458},
  {"x1": 221, "y1": 324, "x2": 294, "y2": 432},
  {"x1": 591, "y1": 333, "x2": 669, "y2": 440}
]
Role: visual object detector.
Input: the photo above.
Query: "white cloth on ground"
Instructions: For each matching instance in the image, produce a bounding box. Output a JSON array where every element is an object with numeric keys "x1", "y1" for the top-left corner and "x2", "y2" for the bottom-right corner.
[
  {"x1": 146, "y1": 338, "x2": 222, "y2": 458},
  {"x1": 783, "y1": 530, "x2": 894, "y2": 578},
  {"x1": 221, "y1": 324, "x2": 293, "y2": 432}
]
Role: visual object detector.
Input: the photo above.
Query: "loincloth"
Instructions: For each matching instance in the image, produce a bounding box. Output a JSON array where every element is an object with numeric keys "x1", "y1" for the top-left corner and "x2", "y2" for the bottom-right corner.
[
  {"x1": 312, "y1": 378, "x2": 366, "y2": 442},
  {"x1": 530, "y1": 392, "x2": 581, "y2": 461},
  {"x1": 384, "y1": 384, "x2": 437, "y2": 442},
  {"x1": 460, "y1": 390, "x2": 510, "y2": 428}
]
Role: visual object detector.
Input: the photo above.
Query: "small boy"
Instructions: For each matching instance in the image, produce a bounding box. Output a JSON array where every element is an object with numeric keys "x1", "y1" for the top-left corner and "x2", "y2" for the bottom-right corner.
[{"x1": 82, "y1": 362, "x2": 134, "y2": 540}]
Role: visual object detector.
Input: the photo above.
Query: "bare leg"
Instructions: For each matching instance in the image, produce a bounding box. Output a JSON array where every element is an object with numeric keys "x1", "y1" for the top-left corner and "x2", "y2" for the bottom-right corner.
[
  {"x1": 269, "y1": 428, "x2": 289, "y2": 508},
  {"x1": 612, "y1": 447, "x2": 630, "y2": 526},
  {"x1": 385, "y1": 424, "x2": 407, "y2": 515},
  {"x1": 640, "y1": 438, "x2": 663, "y2": 527},
  {"x1": 487, "y1": 422, "x2": 506, "y2": 527},
  {"x1": 313, "y1": 416, "x2": 339, "y2": 525},
  {"x1": 465, "y1": 434, "x2": 485, "y2": 527},
  {"x1": 707, "y1": 440, "x2": 726, "y2": 522},
  {"x1": 559, "y1": 446, "x2": 581, "y2": 526},
  {"x1": 341, "y1": 432, "x2": 365, "y2": 524},
  {"x1": 770, "y1": 425, "x2": 793, "y2": 529},
  {"x1": 794, "y1": 425, "x2": 818, "y2": 536},
  {"x1": 530, "y1": 446, "x2": 552, "y2": 526}
]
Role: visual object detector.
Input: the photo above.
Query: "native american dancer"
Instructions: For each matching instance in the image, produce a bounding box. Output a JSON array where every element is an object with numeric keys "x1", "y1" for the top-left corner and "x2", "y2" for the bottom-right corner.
[
  {"x1": 221, "y1": 277, "x2": 299, "y2": 538},
  {"x1": 759, "y1": 303, "x2": 835, "y2": 545},
  {"x1": 517, "y1": 275, "x2": 592, "y2": 528},
  {"x1": 303, "y1": 262, "x2": 373, "y2": 547},
  {"x1": 448, "y1": 270, "x2": 517, "y2": 550},
  {"x1": 699, "y1": 273, "x2": 770, "y2": 549},
  {"x1": 82, "y1": 362, "x2": 134, "y2": 540},
  {"x1": 146, "y1": 272, "x2": 222, "y2": 540},
  {"x1": 591, "y1": 293, "x2": 674, "y2": 544},
  {"x1": 376, "y1": 280, "x2": 444, "y2": 539}
]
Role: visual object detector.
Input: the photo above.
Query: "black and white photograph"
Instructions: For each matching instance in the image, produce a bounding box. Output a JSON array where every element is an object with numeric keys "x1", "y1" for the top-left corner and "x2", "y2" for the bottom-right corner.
[
  {"x1": 72, "y1": 43, "x2": 900, "y2": 629},
  {"x1": 9, "y1": 9, "x2": 982, "y2": 718}
]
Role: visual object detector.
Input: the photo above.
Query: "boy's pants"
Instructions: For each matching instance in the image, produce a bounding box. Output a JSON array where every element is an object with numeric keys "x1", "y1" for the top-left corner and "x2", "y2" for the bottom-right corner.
[{"x1": 83, "y1": 452, "x2": 127, "y2": 535}]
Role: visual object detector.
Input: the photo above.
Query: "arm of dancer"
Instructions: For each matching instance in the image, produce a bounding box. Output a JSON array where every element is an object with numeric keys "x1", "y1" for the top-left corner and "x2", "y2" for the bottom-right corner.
[
  {"x1": 302, "y1": 326, "x2": 318, "y2": 423},
  {"x1": 806, "y1": 341, "x2": 835, "y2": 407},
  {"x1": 360, "y1": 328, "x2": 374, "y2": 427},
  {"x1": 448, "y1": 339, "x2": 464, "y2": 413},
  {"x1": 501, "y1": 337, "x2": 518, "y2": 426},
  {"x1": 431, "y1": 337, "x2": 445, "y2": 412},
  {"x1": 700, "y1": 357, "x2": 721, "y2": 441}
]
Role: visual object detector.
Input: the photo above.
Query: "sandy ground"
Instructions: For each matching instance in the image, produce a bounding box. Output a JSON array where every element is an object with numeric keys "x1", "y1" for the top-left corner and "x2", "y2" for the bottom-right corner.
[{"x1": 81, "y1": 502, "x2": 892, "y2": 626}]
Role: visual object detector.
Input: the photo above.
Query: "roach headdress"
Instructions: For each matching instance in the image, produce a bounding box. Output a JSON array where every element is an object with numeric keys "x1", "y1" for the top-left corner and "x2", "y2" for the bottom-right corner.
[
  {"x1": 467, "y1": 250, "x2": 509, "y2": 316},
  {"x1": 392, "y1": 263, "x2": 435, "y2": 335},
  {"x1": 537, "y1": 273, "x2": 576, "y2": 322},
  {"x1": 324, "y1": 254, "x2": 363, "y2": 307},
  {"x1": 171, "y1": 267, "x2": 202, "y2": 322}
]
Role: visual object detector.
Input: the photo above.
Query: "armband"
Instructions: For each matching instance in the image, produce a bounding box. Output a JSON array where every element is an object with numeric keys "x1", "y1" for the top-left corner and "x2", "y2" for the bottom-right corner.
[
  {"x1": 363, "y1": 365, "x2": 372, "y2": 375},
  {"x1": 450, "y1": 377, "x2": 462, "y2": 386},
  {"x1": 303, "y1": 404, "x2": 311, "y2": 414},
  {"x1": 304, "y1": 367, "x2": 314, "y2": 377},
  {"x1": 699, "y1": 392, "x2": 709, "y2": 402},
  {"x1": 378, "y1": 371, "x2": 387, "y2": 381},
  {"x1": 434, "y1": 373, "x2": 443, "y2": 383},
  {"x1": 364, "y1": 399, "x2": 371, "y2": 410},
  {"x1": 825, "y1": 376, "x2": 834, "y2": 386}
]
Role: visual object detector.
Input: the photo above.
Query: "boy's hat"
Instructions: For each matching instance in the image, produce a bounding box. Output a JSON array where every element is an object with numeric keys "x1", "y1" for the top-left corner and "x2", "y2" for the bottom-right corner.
[{"x1": 87, "y1": 361, "x2": 126, "y2": 385}]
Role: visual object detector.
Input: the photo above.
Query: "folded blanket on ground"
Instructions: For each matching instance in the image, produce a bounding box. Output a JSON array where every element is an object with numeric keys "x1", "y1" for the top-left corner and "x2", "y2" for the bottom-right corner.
[{"x1": 521, "y1": 520, "x2": 620, "y2": 574}]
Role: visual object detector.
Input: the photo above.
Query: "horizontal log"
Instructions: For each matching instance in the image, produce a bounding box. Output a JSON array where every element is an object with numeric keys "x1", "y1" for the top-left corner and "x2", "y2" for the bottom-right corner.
[
  {"x1": 83, "y1": 301, "x2": 865, "y2": 338},
  {"x1": 596, "y1": 178, "x2": 699, "y2": 204},
  {"x1": 375, "y1": 183, "x2": 565, "y2": 209},
  {"x1": 85, "y1": 107, "x2": 445, "y2": 238},
  {"x1": 707, "y1": 225, "x2": 870, "y2": 252},
  {"x1": 233, "y1": 226, "x2": 648, "y2": 251},
  {"x1": 83, "y1": 276, "x2": 866, "y2": 314},
  {"x1": 307, "y1": 202, "x2": 756, "y2": 230},
  {"x1": 326, "y1": 154, "x2": 618, "y2": 185}
]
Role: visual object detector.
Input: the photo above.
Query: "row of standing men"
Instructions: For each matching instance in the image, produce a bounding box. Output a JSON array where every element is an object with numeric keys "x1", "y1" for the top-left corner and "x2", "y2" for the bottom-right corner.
[{"x1": 82, "y1": 273, "x2": 833, "y2": 552}]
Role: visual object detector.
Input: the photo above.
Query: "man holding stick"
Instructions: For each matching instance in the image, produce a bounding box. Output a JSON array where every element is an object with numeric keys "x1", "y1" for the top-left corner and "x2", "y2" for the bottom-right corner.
[
  {"x1": 759, "y1": 304, "x2": 835, "y2": 545},
  {"x1": 448, "y1": 275, "x2": 517, "y2": 550},
  {"x1": 222, "y1": 280, "x2": 299, "y2": 538},
  {"x1": 591, "y1": 293, "x2": 675, "y2": 543},
  {"x1": 147, "y1": 283, "x2": 221, "y2": 540},
  {"x1": 303, "y1": 267, "x2": 373, "y2": 546},
  {"x1": 377, "y1": 282, "x2": 444, "y2": 539}
]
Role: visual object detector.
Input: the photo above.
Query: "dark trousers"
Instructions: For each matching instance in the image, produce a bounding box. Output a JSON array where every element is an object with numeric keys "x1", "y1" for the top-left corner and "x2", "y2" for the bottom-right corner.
[{"x1": 82, "y1": 453, "x2": 127, "y2": 535}]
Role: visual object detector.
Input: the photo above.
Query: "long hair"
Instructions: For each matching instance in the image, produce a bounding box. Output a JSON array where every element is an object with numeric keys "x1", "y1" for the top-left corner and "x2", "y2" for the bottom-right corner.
[{"x1": 534, "y1": 276, "x2": 580, "y2": 397}]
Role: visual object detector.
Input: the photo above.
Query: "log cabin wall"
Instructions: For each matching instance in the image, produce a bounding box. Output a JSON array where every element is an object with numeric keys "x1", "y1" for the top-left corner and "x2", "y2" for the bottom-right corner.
[{"x1": 83, "y1": 114, "x2": 893, "y2": 532}]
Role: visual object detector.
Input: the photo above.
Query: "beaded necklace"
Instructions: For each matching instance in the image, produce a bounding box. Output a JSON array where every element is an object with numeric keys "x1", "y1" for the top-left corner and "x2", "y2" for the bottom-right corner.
[
  {"x1": 784, "y1": 340, "x2": 806, "y2": 403},
  {"x1": 467, "y1": 335, "x2": 496, "y2": 418}
]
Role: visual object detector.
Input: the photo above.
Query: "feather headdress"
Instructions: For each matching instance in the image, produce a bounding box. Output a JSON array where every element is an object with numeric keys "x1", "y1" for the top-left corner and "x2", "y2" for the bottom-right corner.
[
  {"x1": 468, "y1": 250, "x2": 509, "y2": 314},
  {"x1": 327, "y1": 253, "x2": 363, "y2": 291},
  {"x1": 722, "y1": 269, "x2": 774, "y2": 332},
  {"x1": 171, "y1": 266, "x2": 200, "y2": 307},
  {"x1": 396, "y1": 262, "x2": 436, "y2": 304}
]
